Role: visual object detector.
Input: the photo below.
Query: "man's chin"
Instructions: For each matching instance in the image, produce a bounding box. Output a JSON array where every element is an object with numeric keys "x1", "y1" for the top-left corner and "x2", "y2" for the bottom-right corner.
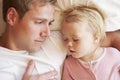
[{"x1": 29, "y1": 47, "x2": 41, "y2": 54}]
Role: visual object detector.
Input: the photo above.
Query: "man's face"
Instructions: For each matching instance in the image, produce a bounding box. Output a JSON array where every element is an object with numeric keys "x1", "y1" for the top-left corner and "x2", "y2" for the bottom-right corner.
[{"x1": 11, "y1": 4, "x2": 55, "y2": 53}]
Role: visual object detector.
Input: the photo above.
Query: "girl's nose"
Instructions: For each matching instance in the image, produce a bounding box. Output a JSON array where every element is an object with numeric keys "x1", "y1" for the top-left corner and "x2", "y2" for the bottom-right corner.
[{"x1": 67, "y1": 41, "x2": 73, "y2": 47}]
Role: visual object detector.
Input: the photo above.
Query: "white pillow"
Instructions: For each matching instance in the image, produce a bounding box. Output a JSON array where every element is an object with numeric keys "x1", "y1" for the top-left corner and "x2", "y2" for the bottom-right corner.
[{"x1": 51, "y1": 0, "x2": 120, "y2": 31}]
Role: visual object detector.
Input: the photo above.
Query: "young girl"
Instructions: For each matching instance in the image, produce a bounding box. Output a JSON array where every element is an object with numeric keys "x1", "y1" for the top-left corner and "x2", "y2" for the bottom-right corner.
[{"x1": 61, "y1": 5, "x2": 120, "y2": 80}]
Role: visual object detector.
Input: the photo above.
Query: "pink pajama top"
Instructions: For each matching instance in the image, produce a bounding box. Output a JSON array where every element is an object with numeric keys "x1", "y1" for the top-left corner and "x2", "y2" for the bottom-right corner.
[{"x1": 62, "y1": 47, "x2": 120, "y2": 80}]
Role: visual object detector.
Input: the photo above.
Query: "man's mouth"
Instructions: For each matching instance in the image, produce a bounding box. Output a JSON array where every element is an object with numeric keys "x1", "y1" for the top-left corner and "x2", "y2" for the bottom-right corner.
[
  {"x1": 34, "y1": 39, "x2": 45, "y2": 43},
  {"x1": 70, "y1": 50, "x2": 75, "y2": 53}
]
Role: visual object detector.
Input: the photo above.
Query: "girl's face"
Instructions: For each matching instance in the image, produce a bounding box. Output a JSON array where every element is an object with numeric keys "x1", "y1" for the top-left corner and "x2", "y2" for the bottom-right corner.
[{"x1": 61, "y1": 21, "x2": 97, "y2": 60}]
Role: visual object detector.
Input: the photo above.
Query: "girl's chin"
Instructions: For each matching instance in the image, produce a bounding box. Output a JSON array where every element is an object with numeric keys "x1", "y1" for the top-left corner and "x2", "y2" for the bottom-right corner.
[{"x1": 71, "y1": 54, "x2": 81, "y2": 59}]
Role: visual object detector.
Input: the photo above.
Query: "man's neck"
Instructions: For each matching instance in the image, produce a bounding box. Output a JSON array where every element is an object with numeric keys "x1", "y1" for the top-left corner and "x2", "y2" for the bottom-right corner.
[
  {"x1": 0, "y1": 32, "x2": 15, "y2": 50},
  {"x1": 0, "y1": 35, "x2": 7, "y2": 47}
]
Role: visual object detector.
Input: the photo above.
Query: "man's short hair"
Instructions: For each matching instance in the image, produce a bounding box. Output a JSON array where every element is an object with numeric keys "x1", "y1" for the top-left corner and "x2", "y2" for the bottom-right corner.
[{"x1": 2, "y1": 0, "x2": 56, "y2": 22}]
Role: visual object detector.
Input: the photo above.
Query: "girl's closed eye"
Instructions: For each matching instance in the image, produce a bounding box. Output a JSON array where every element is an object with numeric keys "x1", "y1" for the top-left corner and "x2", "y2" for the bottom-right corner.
[
  {"x1": 73, "y1": 38, "x2": 79, "y2": 42},
  {"x1": 63, "y1": 37, "x2": 68, "y2": 42}
]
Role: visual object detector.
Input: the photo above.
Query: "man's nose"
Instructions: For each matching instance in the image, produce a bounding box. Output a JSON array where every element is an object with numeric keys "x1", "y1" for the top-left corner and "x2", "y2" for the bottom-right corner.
[{"x1": 40, "y1": 25, "x2": 51, "y2": 37}]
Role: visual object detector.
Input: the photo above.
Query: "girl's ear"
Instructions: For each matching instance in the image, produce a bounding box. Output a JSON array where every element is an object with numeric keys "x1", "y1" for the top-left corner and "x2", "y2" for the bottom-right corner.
[
  {"x1": 94, "y1": 34, "x2": 100, "y2": 44},
  {"x1": 6, "y1": 7, "x2": 19, "y2": 26}
]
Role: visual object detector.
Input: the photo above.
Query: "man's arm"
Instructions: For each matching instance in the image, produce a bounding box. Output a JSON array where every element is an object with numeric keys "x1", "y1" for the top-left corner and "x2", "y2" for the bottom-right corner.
[
  {"x1": 22, "y1": 60, "x2": 58, "y2": 80},
  {"x1": 101, "y1": 29, "x2": 120, "y2": 51}
]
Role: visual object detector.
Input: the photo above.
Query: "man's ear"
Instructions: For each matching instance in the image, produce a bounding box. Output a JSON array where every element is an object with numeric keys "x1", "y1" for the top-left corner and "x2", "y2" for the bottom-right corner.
[{"x1": 6, "y1": 7, "x2": 19, "y2": 26}]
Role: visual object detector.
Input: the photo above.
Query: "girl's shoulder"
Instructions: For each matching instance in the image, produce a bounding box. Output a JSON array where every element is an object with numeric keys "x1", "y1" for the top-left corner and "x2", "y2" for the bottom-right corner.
[
  {"x1": 105, "y1": 47, "x2": 120, "y2": 61},
  {"x1": 105, "y1": 47, "x2": 120, "y2": 55}
]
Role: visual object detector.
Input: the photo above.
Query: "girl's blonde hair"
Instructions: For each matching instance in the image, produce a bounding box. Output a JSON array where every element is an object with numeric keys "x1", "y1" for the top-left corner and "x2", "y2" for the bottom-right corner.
[{"x1": 61, "y1": 5, "x2": 106, "y2": 46}]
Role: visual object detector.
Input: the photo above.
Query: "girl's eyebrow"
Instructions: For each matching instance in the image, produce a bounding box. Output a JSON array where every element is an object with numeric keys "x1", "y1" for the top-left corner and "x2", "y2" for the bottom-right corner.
[{"x1": 72, "y1": 34, "x2": 80, "y2": 37}]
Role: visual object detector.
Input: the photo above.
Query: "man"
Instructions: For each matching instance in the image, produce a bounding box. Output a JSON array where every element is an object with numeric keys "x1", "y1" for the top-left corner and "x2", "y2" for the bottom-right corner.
[
  {"x1": 0, "y1": 0, "x2": 57, "y2": 80},
  {"x1": 0, "y1": 0, "x2": 120, "y2": 80}
]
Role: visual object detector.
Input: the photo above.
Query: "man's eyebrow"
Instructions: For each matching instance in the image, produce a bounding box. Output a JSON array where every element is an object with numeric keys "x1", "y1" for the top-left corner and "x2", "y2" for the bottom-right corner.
[
  {"x1": 34, "y1": 18, "x2": 47, "y2": 21},
  {"x1": 50, "y1": 19, "x2": 54, "y2": 22},
  {"x1": 34, "y1": 18, "x2": 54, "y2": 22}
]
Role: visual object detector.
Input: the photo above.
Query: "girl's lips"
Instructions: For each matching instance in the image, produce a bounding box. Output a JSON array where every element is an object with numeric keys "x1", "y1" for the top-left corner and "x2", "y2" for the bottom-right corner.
[{"x1": 69, "y1": 50, "x2": 76, "y2": 54}]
